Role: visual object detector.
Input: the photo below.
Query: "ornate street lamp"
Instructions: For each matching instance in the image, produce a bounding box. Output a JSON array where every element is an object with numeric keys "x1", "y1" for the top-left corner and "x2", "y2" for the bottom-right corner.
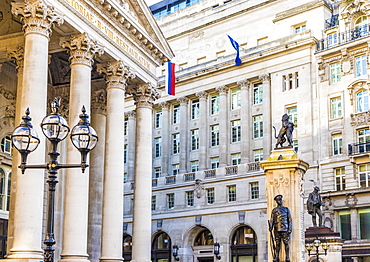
[
  {"x1": 305, "y1": 236, "x2": 329, "y2": 262},
  {"x1": 172, "y1": 245, "x2": 179, "y2": 261},
  {"x1": 11, "y1": 99, "x2": 98, "y2": 262},
  {"x1": 213, "y1": 242, "x2": 221, "y2": 260}
]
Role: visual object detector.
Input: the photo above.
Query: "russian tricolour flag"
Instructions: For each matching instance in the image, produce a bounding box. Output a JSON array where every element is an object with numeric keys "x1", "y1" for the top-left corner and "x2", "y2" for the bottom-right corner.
[{"x1": 165, "y1": 61, "x2": 176, "y2": 96}]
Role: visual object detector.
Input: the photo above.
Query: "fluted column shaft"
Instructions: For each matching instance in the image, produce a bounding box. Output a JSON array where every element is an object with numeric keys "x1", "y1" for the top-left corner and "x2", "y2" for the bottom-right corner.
[
  {"x1": 128, "y1": 84, "x2": 159, "y2": 262},
  {"x1": 98, "y1": 61, "x2": 135, "y2": 262},
  {"x1": 261, "y1": 74, "x2": 272, "y2": 159},
  {"x1": 197, "y1": 92, "x2": 208, "y2": 170},
  {"x1": 160, "y1": 103, "x2": 170, "y2": 176},
  {"x1": 59, "y1": 33, "x2": 103, "y2": 262},
  {"x1": 178, "y1": 97, "x2": 189, "y2": 173},
  {"x1": 239, "y1": 80, "x2": 251, "y2": 164},
  {"x1": 217, "y1": 86, "x2": 228, "y2": 167},
  {"x1": 8, "y1": 1, "x2": 63, "y2": 260}
]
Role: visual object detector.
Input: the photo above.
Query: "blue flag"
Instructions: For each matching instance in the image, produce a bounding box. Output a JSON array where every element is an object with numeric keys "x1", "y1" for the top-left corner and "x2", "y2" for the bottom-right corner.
[{"x1": 227, "y1": 35, "x2": 242, "y2": 66}]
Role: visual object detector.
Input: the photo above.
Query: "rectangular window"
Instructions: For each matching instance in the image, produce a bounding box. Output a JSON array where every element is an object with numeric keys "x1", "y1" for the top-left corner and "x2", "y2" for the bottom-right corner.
[
  {"x1": 124, "y1": 144, "x2": 127, "y2": 164},
  {"x1": 295, "y1": 72, "x2": 299, "y2": 88},
  {"x1": 172, "y1": 133, "x2": 180, "y2": 154},
  {"x1": 186, "y1": 191, "x2": 194, "y2": 207},
  {"x1": 335, "y1": 167, "x2": 345, "y2": 191},
  {"x1": 231, "y1": 89, "x2": 241, "y2": 110},
  {"x1": 155, "y1": 110, "x2": 162, "y2": 128},
  {"x1": 287, "y1": 107, "x2": 297, "y2": 128},
  {"x1": 359, "y1": 208, "x2": 370, "y2": 239},
  {"x1": 173, "y1": 104, "x2": 180, "y2": 124},
  {"x1": 357, "y1": 90, "x2": 369, "y2": 113},
  {"x1": 330, "y1": 63, "x2": 341, "y2": 84},
  {"x1": 231, "y1": 120, "x2": 241, "y2": 142},
  {"x1": 152, "y1": 196, "x2": 156, "y2": 210},
  {"x1": 356, "y1": 55, "x2": 367, "y2": 77},
  {"x1": 211, "y1": 95, "x2": 220, "y2": 115},
  {"x1": 359, "y1": 163, "x2": 370, "y2": 187},
  {"x1": 357, "y1": 129, "x2": 370, "y2": 153},
  {"x1": 191, "y1": 99, "x2": 200, "y2": 120},
  {"x1": 282, "y1": 75, "x2": 287, "y2": 92},
  {"x1": 339, "y1": 210, "x2": 351, "y2": 240},
  {"x1": 253, "y1": 149, "x2": 263, "y2": 162},
  {"x1": 124, "y1": 118, "x2": 128, "y2": 136},
  {"x1": 206, "y1": 188, "x2": 215, "y2": 204},
  {"x1": 253, "y1": 115, "x2": 263, "y2": 138},
  {"x1": 211, "y1": 157, "x2": 219, "y2": 169},
  {"x1": 332, "y1": 134, "x2": 343, "y2": 156},
  {"x1": 250, "y1": 182, "x2": 259, "y2": 199},
  {"x1": 295, "y1": 24, "x2": 306, "y2": 33},
  {"x1": 211, "y1": 125, "x2": 220, "y2": 147},
  {"x1": 228, "y1": 185, "x2": 236, "y2": 202},
  {"x1": 288, "y1": 74, "x2": 293, "y2": 90},
  {"x1": 191, "y1": 160, "x2": 199, "y2": 172},
  {"x1": 155, "y1": 137, "x2": 161, "y2": 157},
  {"x1": 191, "y1": 129, "x2": 200, "y2": 150},
  {"x1": 331, "y1": 97, "x2": 342, "y2": 119},
  {"x1": 172, "y1": 164, "x2": 179, "y2": 176},
  {"x1": 328, "y1": 32, "x2": 338, "y2": 47},
  {"x1": 231, "y1": 153, "x2": 241, "y2": 166},
  {"x1": 253, "y1": 83, "x2": 263, "y2": 105},
  {"x1": 167, "y1": 193, "x2": 175, "y2": 209},
  {"x1": 154, "y1": 167, "x2": 161, "y2": 178}
]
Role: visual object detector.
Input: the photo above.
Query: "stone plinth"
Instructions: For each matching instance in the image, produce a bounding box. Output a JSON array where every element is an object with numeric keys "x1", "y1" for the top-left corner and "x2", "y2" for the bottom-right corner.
[
  {"x1": 260, "y1": 148, "x2": 309, "y2": 262},
  {"x1": 305, "y1": 227, "x2": 342, "y2": 262}
]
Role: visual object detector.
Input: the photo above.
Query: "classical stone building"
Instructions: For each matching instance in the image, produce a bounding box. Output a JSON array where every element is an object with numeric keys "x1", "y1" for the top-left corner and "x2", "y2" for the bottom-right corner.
[
  {"x1": 120, "y1": 0, "x2": 370, "y2": 261},
  {"x1": 0, "y1": 1, "x2": 173, "y2": 262}
]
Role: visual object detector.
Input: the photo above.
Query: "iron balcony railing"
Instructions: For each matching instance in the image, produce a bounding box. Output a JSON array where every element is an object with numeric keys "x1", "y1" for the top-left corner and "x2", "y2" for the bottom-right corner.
[
  {"x1": 316, "y1": 25, "x2": 370, "y2": 52},
  {"x1": 348, "y1": 142, "x2": 370, "y2": 155}
]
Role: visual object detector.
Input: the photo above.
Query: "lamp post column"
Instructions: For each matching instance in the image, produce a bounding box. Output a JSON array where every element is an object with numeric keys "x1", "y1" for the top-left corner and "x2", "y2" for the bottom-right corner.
[
  {"x1": 8, "y1": 2, "x2": 63, "y2": 260},
  {"x1": 196, "y1": 91, "x2": 208, "y2": 170},
  {"x1": 217, "y1": 86, "x2": 229, "y2": 167},
  {"x1": 238, "y1": 80, "x2": 251, "y2": 164},
  {"x1": 59, "y1": 33, "x2": 103, "y2": 262},
  {"x1": 97, "y1": 61, "x2": 135, "y2": 262},
  {"x1": 128, "y1": 83, "x2": 159, "y2": 262}
]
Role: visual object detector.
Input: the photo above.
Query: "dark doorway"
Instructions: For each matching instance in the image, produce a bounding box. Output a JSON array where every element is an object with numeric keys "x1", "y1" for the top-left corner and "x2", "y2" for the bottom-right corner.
[{"x1": 197, "y1": 257, "x2": 214, "y2": 262}]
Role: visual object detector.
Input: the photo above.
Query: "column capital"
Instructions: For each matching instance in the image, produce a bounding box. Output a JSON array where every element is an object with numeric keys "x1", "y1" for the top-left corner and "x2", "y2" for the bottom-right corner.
[
  {"x1": 196, "y1": 91, "x2": 208, "y2": 100},
  {"x1": 159, "y1": 101, "x2": 170, "y2": 110},
  {"x1": 216, "y1": 85, "x2": 228, "y2": 95},
  {"x1": 125, "y1": 110, "x2": 136, "y2": 119},
  {"x1": 11, "y1": 0, "x2": 63, "y2": 38},
  {"x1": 237, "y1": 79, "x2": 251, "y2": 90},
  {"x1": 259, "y1": 73, "x2": 271, "y2": 84},
  {"x1": 91, "y1": 89, "x2": 107, "y2": 115},
  {"x1": 177, "y1": 96, "x2": 189, "y2": 105},
  {"x1": 127, "y1": 83, "x2": 160, "y2": 108},
  {"x1": 97, "y1": 60, "x2": 136, "y2": 91},
  {"x1": 60, "y1": 33, "x2": 104, "y2": 67},
  {"x1": 7, "y1": 45, "x2": 24, "y2": 74}
]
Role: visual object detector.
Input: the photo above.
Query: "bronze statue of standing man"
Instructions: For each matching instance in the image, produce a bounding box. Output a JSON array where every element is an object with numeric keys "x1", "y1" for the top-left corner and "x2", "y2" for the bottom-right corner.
[
  {"x1": 269, "y1": 195, "x2": 292, "y2": 262},
  {"x1": 307, "y1": 186, "x2": 323, "y2": 227}
]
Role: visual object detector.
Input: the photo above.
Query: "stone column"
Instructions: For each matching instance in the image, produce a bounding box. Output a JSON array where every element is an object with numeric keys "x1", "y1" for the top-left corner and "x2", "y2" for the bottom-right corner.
[
  {"x1": 178, "y1": 97, "x2": 189, "y2": 173},
  {"x1": 217, "y1": 86, "x2": 228, "y2": 167},
  {"x1": 260, "y1": 74, "x2": 272, "y2": 160},
  {"x1": 159, "y1": 102, "x2": 170, "y2": 176},
  {"x1": 87, "y1": 89, "x2": 107, "y2": 262},
  {"x1": 127, "y1": 84, "x2": 159, "y2": 262},
  {"x1": 126, "y1": 110, "x2": 136, "y2": 182},
  {"x1": 59, "y1": 33, "x2": 103, "y2": 262},
  {"x1": 97, "y1": 61, "x2": 135, "y2": 262},
  {"x1": 8, "y1": 2, "x2": 63, "y2": 260},
  {"x1": 260, "y1": 148, "x2": 309, "y2": 262},
  {"x1": 238, "y1": 80, "x2": 251, "y2": 164},
  {"x1": 197, "y1": 91, "x2": 208, "y2": 170}
]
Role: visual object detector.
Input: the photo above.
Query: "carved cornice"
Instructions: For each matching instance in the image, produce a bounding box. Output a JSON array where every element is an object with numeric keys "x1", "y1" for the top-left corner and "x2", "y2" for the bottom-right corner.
[
  {"x1": 216, "y1": 85, "x2": 228, "y2": 95},
  {"x1": 7, "y1": 46, "x2": 24, "y2": 73},
  {"x1": 259, "y1": 73, "x2": 270, "y2": 84},
  {"x1": 91, "y1": 89, "x2": 107, "y2": 115},
  {"x1": 126, "y1": 83, "x2": 160, "y2": 108},
  {"x1": 11, "y1": 0, "x2": 63, "y2": 38},
  {"x1": 97, "y1": 61, "x2": 136, "y2": 91},
  {"x1": 196, "y1": 91, "x2": 208, "y2": 100},
  {"x1": 237, "y1": 80, "x2": 250, "y2": 90},
  {"x1": 60, "y1": 33, "x2": 104, "y2": 67},
  {"x1": 177, "y1": 96, "x2": 189, "y2": 105}
]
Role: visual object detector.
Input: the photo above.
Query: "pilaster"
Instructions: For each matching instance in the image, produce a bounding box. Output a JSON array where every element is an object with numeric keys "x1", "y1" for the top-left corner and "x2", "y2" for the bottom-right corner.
[
  {"x1": 159, "y1": 102, "x2": 170, "y2": 176},
  {"x1": 216, "y1": 85, "x2": 228, "y2": 167},
  {"x1": 260, "y1": 73, "x2": 272, "y2": 160},
  {"x1": 196, "y1": 91, "x2": 208, "y2": 170},
  {"x1": 178, "y1": 96, "x2": 189, "y2": 173},
  {"x1": 238, "y1": 80, "x2": 251, "y2": 164}
]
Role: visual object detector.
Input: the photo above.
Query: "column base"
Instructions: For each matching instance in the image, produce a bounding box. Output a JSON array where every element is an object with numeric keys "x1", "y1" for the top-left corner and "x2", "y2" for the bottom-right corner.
[
  {"x1": 99, "y1": 258, "x2": 123, "y2": 262},
  {"x1": 6, "y1": 250, "x2": 43, "y2": 260},
  {"x1": 3, "y1": 258, "x2": 44, "y2": 262},
  {"x1": 59, "y1": 256, "x2": 90, "y2": 262}
]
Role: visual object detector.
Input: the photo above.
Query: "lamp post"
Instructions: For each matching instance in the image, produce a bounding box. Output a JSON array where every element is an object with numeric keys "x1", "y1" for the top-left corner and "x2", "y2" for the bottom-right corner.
[
  {"x1": 11, "y1": 99, "x2": 98, "y2": 262},
  {"x1": 305, "y1": 236, "x2": 329, "y2": 262},
  {"x1": 213, "y1": 242, "x2": 221, "y2": 260}
]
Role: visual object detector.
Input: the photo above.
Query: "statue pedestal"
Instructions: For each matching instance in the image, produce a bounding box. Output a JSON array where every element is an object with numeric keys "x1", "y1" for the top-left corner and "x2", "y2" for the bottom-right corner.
[
  {"x1": 260, "y1": 148, "x2": 309, "y2": 262},
  {"x1": 305, "y1": 227, "x2": 342, "y2": 262}
]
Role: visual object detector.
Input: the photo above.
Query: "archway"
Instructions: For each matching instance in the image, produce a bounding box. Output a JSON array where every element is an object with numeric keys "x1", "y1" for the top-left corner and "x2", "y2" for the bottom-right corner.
[
  {"x1": 152, "y1": 231, "x2": 171, "y2": 262},
  {"x1": 193, "y1": 228, "x2": 215, "y2": 262},
  {"x1": 230, "y1": 225, "x2": 258, "y2": 262},
  {"x1": 122, "y1": 233, "x2": 132, "y2": 261}
]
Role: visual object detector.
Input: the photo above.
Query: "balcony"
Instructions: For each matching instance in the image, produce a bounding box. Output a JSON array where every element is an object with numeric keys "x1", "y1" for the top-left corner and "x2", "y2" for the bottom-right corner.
[
  {"x1": 225, "y1": 165, "x2": 238, "y2": 176},
  {"x1": 248, "y1": 162, "x2": 260, "y2": 172},
  {"x1": 165, "y1": 175, "x2": 176, "y2": 185},
  {"x1": 348, "y1": 142, "x2": 370, "y2": 155},
  {"x1": 204, "y1": 169, "x2": 216, "y2": 178},
  {"x1": 184, "y1": 172, "x2": 195, "y2": 182},
  {"x1": 316, "y1": 25, "x2": 370, "y2": 52},
  {"x1": 152, "y1": 179, "x2": 158, "y2": 187}
]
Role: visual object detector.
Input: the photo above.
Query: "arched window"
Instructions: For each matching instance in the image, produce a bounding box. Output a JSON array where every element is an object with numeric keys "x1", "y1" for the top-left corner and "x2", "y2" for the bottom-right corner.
[
  {"x1": 230, "y1": 226, "x2": 258, "y2": 262},
  {"x1": 0, "y1": 136, "x2": 11, "y2": 155},
  {"x1": 355, "y1": 15, "x2": 368, "y2": 36},
  {"x1": 152, "y1": 232, "x2": 171, "y2": 262},
  {"x1": 194, "y1": 229, "x2": 214, "y2": 246},
  {"x1": 122, "y1": 234, "x2": 132, "y2": 261},
  {"x1": 357, "y1": 90, "x2": 369, "y2": 113}
]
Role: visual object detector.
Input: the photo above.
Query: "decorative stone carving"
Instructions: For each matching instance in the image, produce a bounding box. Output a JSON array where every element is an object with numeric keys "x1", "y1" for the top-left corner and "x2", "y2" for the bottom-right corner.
[
  {"x1": 177, "y1": 96, "x2": 189, "y2": 105},
  {"x1": 0, "y1": 85, "x2": 16, "y2": 100},
  {"x1": 322, "y1": 196, "x2": 333, "y2": 211},
  {"x1": 317, "y1": 57, "x2": 329, "y2": 83},
  {"x1": 97, "y1": 60, "x2": 136, "y2": 91},
  {"x1": 350, "y1": 111, "x2": 370, "y2": 126},
  {"x1": 159, "y1": 101, "x2": 170, "y2": 110},
  {"x1": 341, "y1": 0, "x2": 370, "y2": 28},
  {"x1": 259, "y1": 73, "x2": 270, "y2": 83},
  {"x1": 347, "y1": 79, "x2": 370, "y2": 106},
  {"x1": 237, "y1": 79, "x2": 250, "y2": 90},
  {"x1": 194, "y1": 179, "x2": 204, "y2": 198},
  {"x1": 7, "y1": 45, "x2": 24, "y2": 73},
  {"x1": 126, "y1": 83, "x2": 160, "y2": 108},
  {"x1": 91, "y1": 89, "x2": 107, "y2": 115},
  {"x1": 273, "y1": 173, "x2": 289, "y2": 188},
  {"x1": 216, "y1": 85, "x2": 228, "y2": 95},
  {"x1": 60, "y1": 33, "x2": 104, "y2": 67},
  {"x1": 345, "y1": 193, "x2": 357, "y2": 208},
  {"x1": 196, "y1": 91, "x2": 208, "y2": 100},
  {"x1": 11, "y1": 0, "x2": 64, "y2": 37},
  {"x1": 125, "y1": 110, "x2": 136, "y2": 119}
]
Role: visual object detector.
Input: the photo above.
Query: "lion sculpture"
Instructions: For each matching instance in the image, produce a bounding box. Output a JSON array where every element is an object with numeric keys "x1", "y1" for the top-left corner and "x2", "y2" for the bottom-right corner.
[{"x1": 273, "y1": 114, "x2": 294, "y2": 148}]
